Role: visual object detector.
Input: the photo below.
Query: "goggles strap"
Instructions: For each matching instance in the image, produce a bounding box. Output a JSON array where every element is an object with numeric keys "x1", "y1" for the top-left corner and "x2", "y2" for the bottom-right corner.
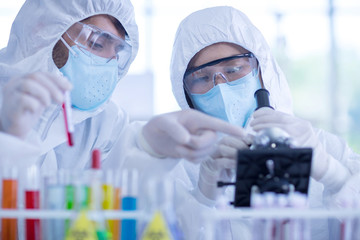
[{"x1": 60, "y1": 37, "x2": 77, "y2": 56}]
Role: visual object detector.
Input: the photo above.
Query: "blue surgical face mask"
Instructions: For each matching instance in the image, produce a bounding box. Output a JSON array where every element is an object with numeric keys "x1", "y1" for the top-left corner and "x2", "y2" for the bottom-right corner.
[
  {"x1": 189, "y1": 70, "x2": 261, "y2": 127},
  {"x1": 59, "y1": 45, "x2": 118, "y2": 111}
]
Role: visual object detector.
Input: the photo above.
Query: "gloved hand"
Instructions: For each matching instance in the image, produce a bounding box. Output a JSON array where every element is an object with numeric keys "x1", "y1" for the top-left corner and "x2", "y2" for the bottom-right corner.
[
  {"x1": 0, "y1": 72, "x2": 72, "y2": 138},
  {"x1": 250, "y1": 107, "x2": 329, "y2": 180},
  {"x1": 198, "y1": 135, "x2": 252, "y2": 201},
  {"x1": 141, "y1": 109, "x2": 247, "y2": 162}
]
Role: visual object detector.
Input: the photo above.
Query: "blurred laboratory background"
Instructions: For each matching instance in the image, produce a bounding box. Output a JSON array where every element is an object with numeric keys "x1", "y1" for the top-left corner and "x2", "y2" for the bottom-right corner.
[{"x1": 1, "y1": 0, "x2": 359, "y2": 151}]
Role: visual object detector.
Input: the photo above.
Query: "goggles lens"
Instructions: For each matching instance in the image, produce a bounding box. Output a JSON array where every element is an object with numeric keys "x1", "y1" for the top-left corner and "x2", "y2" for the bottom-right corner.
[
  {"x1": 184, "y1": 53, "x2": 258, "y2": 94},
  {"x1": 66, "y1": 22, "x2": 131, "y2": 69}
]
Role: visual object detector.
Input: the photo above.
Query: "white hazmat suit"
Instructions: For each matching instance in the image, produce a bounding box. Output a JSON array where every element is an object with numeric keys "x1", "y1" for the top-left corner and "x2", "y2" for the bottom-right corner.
[{"x1": 169, "y1": 6, "x2": 360, "y2": 240}]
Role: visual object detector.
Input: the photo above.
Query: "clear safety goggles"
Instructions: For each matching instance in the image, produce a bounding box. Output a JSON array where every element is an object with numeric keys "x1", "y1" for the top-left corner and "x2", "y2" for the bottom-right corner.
[
  {"x1": 183, "y1": 53, "x2": 258, "y2": 94},
  {"x1": 65, "y1": 22, "x2": 132, "y2": 69}
]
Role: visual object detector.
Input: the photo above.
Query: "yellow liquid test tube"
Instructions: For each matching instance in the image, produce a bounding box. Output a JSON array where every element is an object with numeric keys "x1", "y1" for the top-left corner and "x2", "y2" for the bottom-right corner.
[{"x1": 102, "y1": 169, "x2": 115, "y2": 238}]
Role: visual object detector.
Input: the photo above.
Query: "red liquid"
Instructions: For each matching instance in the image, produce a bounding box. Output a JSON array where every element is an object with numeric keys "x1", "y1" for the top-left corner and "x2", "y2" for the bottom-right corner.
[
  {"x1": 25, "y1": 190, "x2": 42, "y2": 240},
  {"x1": 1, "y1": 179, "x2": 18, "y2": 240}
]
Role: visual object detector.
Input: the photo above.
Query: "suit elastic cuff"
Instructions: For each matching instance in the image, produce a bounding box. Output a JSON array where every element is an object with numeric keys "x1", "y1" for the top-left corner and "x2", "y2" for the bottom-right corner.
[
  {"x1": 136, "y1": 127, "x2": 166, "y2": 158},
  {"x1": 193, "y1": 185, "x2": 217, "y2": 208},
  {"x1": 318, "y1": 156, "x2": 351, "y2": 194}
]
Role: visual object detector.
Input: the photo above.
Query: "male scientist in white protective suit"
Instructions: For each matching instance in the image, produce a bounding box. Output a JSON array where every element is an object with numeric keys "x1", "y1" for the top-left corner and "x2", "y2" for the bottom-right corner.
[
  {"x1": 167, "y1": 6, "x2": 360, "y2": 240},
  {"x1": 0, "y1": 0, "x2": 245, "y2": 182}
]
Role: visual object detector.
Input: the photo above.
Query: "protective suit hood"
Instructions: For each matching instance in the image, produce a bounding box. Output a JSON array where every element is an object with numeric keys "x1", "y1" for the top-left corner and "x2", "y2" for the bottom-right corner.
[
  {"x1": 170, "y1": 6, "x2": 293, "y2": 114},
  {"x1": 0, "y1": 0, "x2": 139, "y2": 83}
]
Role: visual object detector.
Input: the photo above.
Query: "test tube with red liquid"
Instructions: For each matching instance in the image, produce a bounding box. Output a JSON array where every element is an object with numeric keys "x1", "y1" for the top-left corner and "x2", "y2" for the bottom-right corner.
[
  {"x1": 1, "y1": 166, "x2": 18, "y2": 240},
  {"x1": 62, "y1": 91, "x2": 74, "y2": 146},
  {"x1": 90, "y1": 149, "x2": 103, "y2": 211},
  {"x1": 25, "y1": 165, "x2": 42, "y2": 240}
]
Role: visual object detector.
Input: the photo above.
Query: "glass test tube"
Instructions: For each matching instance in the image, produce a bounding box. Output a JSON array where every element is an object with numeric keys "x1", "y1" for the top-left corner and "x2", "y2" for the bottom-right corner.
[
  {"x1": 121, "y1": 168, "x2": 138, "y2": 240},
  {"x1": 102, "y1": 169, "x2": 114, "y2": 237},
  {"x1": 64, "y1": 169, "x2": 75, "y2": 235},
  {"x1": 25, "y1": 165, "x2": 42, "y2": 240},
  {"x1": 113, "y1": 170, "x2": 122, "y2": 240},
  {"x1": 44, "y1": 170, "x2": 65, "y2": 240},
  {"x1": 76, "y1": 170, "x2": 91, "y2": 210},
  {"x1": 1, "y1": 166, "x2": 18, "y2": 240},
  {"x1": 89, "y1": 149, "x2": 109, "y2": 239},
  {"x1": 90, "y1": 149, "x2": 103, "y2": 211},
  {"x1": 250, "y1": 192, "x2": 266, "y2": 240},
  {"x1": 288, "y1": 192, "x2": 309, "y2": 240}
]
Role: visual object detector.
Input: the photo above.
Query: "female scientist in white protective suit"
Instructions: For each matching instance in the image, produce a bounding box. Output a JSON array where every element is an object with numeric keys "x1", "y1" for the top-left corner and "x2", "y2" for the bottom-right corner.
[
  {"x1": 169, "y1": 6, "x2": 360, "y2": 240},
  {"x1": 0, "y1": 0, "x2": 245, "y2": 176}
]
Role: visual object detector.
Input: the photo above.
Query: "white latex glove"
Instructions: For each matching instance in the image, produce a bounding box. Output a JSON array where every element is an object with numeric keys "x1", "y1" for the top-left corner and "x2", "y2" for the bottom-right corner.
[
  {"x1": 198, "y1": 135, "x2": 252, "y2": 201},
  {"x1": 250, "y1": 108, "x2": 329, "y2": 180},
  {"x1": 141, "y1": 109, "x2": 247, "y2": 163},
  {"x1": 0, "y1": 72, "x2": 72, "y2": 138}
]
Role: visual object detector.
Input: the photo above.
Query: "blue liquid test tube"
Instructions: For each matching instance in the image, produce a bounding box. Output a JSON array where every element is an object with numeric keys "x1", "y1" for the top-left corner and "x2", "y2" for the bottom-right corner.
[{"x1": 120, "y1": 168, "x2": 138, "y2": 240}]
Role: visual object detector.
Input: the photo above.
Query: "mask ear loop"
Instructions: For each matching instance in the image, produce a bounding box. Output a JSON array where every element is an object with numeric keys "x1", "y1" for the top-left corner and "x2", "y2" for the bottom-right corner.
[{"x1": 60, "y1": 36, "x2": 77, "y2": 56}]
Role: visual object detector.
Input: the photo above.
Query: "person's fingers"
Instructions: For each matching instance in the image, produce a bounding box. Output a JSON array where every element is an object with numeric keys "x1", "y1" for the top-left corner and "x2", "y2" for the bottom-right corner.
[
  {"x1": 18, "y1": 93, "x2": 43, "y2": 114},
  {"x1": 20, "y1": 78, "x2": 52, "y2": 107},
  {"x1": 215, "y1": 157, "x2": 236, "y2": 169},
  {"x1": 251, "y1": 112, "x2": 293, "y2": 126},
  {"x1": 187, "y1": 130, "x2": 217, "y2": 149},
  {"x1": 175, "y1": 144, "x2": 216, "y2": 163},
  {"x1": 217, "y1": 144, "x2": 238, "y2": 159},
  {"x1": 183, "y1": 110, "x2": 246, "y2": 138},
  {"x1": 153, "y1": 115, "x2": 191, "y2": 144},
  {"x1": 252, "y1": 107, "x2": 276, "y2": 117},
  {"x1": 244, "y1": 134, "x2": 254, "y2": 146},
  {"x1": 252, "y1": 108, "x2": 290, "y2": 122},
  {"x1": 29, "y1": 73, "x2": 66, "y2": 103},
  {"x1": 220, "y1": 135, "x2": 250, "y2": 149},
  {"x1": 251, "y1": 122, "x2": 289, "y2": 132},
  {"x1": 43, "y1": 72, "x2": 72, "y2": 91}
]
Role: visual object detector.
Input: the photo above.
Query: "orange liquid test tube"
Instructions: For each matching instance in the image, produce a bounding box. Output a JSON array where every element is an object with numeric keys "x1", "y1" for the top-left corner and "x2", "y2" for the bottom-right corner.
[
  {"x1": 1, "y1": 167, "x2": 18, "y2": 240},
  {"x1": 113, "y1": 170, "x2": 122, "y2": 240},
  {"x1": 113, "y1": 187, "x2": 122, "y2": 240}
]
